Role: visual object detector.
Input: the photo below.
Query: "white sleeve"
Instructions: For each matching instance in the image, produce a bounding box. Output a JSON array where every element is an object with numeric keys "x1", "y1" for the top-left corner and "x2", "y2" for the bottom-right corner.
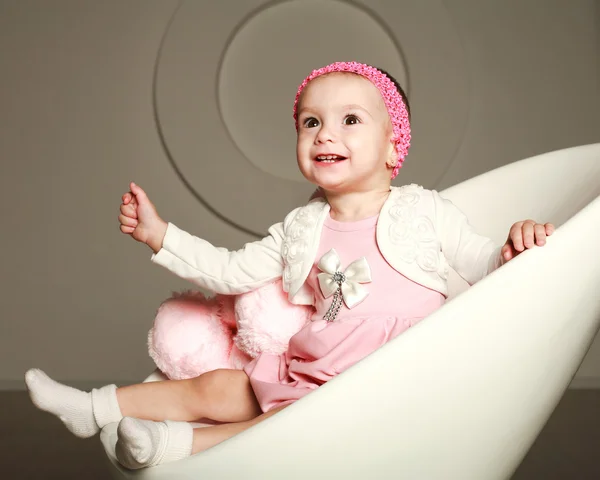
[
  {"x1": 432, "y1": 190, "x2": 504, "y2": 285},
  {"x1": 150, "y1": 218, "x2": 287, "y2": 295}
]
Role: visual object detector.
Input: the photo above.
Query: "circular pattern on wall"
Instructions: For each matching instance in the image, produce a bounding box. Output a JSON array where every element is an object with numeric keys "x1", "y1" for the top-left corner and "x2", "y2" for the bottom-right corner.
[{"x1": 155, "y1": 0, "x2": 469, "y2": 237}]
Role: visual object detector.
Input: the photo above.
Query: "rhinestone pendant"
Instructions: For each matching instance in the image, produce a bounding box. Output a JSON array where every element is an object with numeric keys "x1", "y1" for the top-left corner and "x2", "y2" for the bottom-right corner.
[{"x1": 323, "y1": 271, "x2": 345, "y2": 322}]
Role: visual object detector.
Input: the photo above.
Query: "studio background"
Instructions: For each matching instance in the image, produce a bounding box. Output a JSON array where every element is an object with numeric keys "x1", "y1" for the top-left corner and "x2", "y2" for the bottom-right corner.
[{"x1": 1, "y1": 0, "x2": 599, "y2": 390}]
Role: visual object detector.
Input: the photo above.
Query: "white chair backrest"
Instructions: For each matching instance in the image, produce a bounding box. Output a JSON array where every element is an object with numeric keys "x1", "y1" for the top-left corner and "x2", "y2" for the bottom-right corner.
[{"x1": 441, "y1": 143, "x2": 600, "y2": 299}]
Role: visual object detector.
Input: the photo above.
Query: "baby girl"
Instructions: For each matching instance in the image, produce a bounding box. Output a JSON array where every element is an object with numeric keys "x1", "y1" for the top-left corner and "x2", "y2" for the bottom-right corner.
[{"x1": 25, "y1": 61, "x2": 553, "y2": 469}]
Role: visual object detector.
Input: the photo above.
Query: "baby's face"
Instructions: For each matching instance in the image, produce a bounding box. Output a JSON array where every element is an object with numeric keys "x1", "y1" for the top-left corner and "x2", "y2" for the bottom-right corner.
[{"x1": 295, "y1": 73, "x2": 394, "y2": 193}]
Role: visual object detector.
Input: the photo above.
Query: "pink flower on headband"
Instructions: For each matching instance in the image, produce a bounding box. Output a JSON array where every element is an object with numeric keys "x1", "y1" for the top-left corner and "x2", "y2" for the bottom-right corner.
[{"x1": 293, "y1": 61, "x2": 411, "y2": 179}]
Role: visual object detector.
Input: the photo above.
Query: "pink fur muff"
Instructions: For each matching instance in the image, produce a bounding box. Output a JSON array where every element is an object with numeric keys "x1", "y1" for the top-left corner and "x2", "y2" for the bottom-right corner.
[{"x1": 148, "y1": 280, "x2": 313, "y2": 380}]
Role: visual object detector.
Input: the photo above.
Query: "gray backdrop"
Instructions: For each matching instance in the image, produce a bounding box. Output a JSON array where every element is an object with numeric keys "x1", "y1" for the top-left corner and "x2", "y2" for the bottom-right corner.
[{"x1": 1, "y1": 0, "x2": 599, "y2": 389}]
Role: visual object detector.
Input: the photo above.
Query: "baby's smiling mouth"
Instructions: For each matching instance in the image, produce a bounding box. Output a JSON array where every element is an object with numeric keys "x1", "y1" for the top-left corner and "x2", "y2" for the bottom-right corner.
[{"x1": 315, "y1": 154, "x2": 347, "y2": 163}]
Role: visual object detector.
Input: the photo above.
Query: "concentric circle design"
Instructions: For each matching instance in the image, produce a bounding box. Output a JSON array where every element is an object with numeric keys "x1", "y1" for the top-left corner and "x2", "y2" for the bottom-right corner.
[{"x1": 155, "y1": 0, "x2": 469, "y2": 236}]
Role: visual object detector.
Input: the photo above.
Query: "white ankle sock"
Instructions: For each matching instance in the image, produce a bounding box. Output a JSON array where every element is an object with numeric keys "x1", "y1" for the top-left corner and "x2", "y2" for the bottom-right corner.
[
  {"x1": 25, "y1": 368, "x2": 122, "y2": 438},
  {"x1": 115, "y1": 417, "x2": 193, "y2": 469}
]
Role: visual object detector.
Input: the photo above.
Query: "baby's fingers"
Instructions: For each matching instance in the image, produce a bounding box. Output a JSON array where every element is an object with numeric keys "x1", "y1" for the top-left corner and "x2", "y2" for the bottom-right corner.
[
  {"x1": 501, "y1": 243, "x2": 516, "y2": 262},
  {"x1": 119, "y1": 214, "x2": 138, "y2": 229},
  {"x1": 534, "y1": 223, "x2": 547, "y2": 246},
  {"x1": 521, "y1": 221, "x2": 536, "y2": 248},
  {"x1": 120, "y1": 202, "x2": 138, "y2": 218},
  {"x1": 509, "y1": 223, "x2": 525, "y2": 252},
  {"x1": 120, "y1": 224, "x2": 135, "y2": 234},
  {"x1": 122, "y1": 191, "x2": 140, "y2": 209}
]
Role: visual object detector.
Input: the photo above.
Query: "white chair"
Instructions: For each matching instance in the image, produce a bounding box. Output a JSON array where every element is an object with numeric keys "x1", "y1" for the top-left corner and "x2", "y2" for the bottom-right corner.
[{"x1": 100, "y1": 143, "x2": 600, "y2": 480}]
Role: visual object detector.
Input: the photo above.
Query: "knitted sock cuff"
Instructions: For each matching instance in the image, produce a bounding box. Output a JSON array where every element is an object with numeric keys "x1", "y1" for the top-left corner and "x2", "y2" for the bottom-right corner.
[
  {"x1": 159, "y1": 421, "x2": 193, "y2": 465},
  {"x1": 91, "y1": 384, "x2": 122, "y2": 429}
]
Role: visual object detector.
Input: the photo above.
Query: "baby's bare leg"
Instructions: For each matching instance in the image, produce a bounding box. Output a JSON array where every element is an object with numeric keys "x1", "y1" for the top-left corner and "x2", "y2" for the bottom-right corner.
[
  {"x1": 191, "y1": 404, "x2": 287, "y2": 454},
  {"x1": 25, "y1": 367, "x2": 259, "y2": 439},
  {"x1": 117, "y1": 369, "x2": 261, "y2": 423},
  {"x1": 115, "y1": 405, "x2": 288, "y2": 469}
]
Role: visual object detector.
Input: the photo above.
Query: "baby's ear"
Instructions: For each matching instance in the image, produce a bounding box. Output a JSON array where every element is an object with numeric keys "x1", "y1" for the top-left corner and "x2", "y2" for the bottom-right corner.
[{"x1": 386, "y1": 138, "x2": 397, "y2": 167}]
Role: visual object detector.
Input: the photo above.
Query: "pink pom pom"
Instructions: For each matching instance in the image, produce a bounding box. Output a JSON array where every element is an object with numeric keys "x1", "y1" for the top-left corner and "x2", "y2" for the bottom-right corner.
[
  {"x1": 216, "y1": 294, "x2": 236, "y2": 329},
  {"x1": 148, "y1": 291, "x2": 239, "y2": 379},
  {"x1": 234, "y1": 280, "x2": 313, "y2": 357}
]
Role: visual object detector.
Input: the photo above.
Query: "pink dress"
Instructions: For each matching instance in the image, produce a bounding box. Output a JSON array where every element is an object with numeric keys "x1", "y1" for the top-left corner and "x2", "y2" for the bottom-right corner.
[{"x1": 244, "y1": 213, "x2": 445, "y2": 412}]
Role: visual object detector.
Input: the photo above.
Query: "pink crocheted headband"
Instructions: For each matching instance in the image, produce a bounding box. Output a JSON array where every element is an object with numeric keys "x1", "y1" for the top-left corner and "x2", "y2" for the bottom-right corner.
[{"x1": 293, "y1": 61, "x2": 411, "y2": 179}]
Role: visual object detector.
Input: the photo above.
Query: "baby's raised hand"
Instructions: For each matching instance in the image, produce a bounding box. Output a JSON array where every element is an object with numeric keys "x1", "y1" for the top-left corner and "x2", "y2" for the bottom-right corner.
[
  {"x1": 501, "y1": 220, "x2": 555, "y2": 262},
  {"x1": 119, "y1": 182, "x2": 168, "y2": 253}
]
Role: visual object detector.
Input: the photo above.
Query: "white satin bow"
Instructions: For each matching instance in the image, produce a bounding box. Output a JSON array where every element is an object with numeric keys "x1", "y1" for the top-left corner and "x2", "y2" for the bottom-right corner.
[{"x1": 317, "y1": 248, "x2": 372, "y2": 309}]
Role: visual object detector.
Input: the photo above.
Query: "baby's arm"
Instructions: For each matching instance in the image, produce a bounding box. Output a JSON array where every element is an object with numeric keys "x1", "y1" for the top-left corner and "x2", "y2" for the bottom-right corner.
[
  {"x1": 432, "y1": 191, "x2": 503, "y2": 285},
  {"x1": 151, "y1": 221, "x2": 285, "y2": 294},
  {"x1": 119, "y1": 182, "x2": 288, "y2": 294}
]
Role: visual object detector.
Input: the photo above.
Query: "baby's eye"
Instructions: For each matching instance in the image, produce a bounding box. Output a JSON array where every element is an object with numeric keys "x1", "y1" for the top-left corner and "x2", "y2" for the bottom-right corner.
[
  {"x1": 343, "y1": 114, "x2": 360, "y2": 125},
  {"x1": 303, "y1": 117, "x2": 319, "y2": 128}
]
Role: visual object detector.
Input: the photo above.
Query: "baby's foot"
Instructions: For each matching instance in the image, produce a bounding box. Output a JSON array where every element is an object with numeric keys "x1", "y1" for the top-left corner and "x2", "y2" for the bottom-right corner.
[
  {"x1": 115, "y1": 417, "x2": 193, "y2": 469},
  {"x1": 25, "y1": 368, "x2": 98, "y2": 438}
]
